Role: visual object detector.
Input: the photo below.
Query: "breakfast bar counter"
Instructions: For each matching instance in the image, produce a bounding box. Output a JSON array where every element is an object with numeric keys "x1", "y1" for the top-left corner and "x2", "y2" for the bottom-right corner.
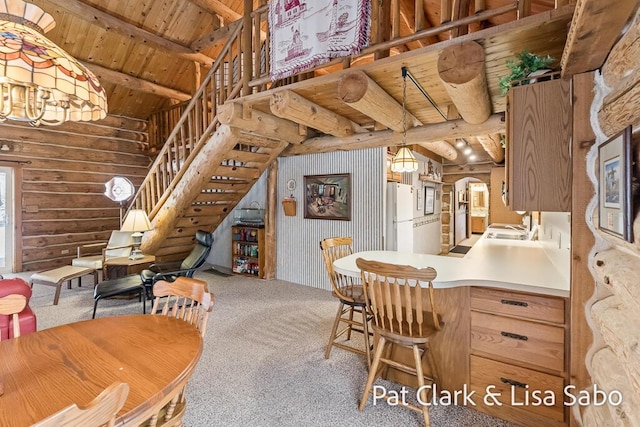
[
  {"x1": 333, "y1": 231, "x2": 570, "y2": 297},
  {"x1": 333, "y1": 232, "x2": 571, "y2": 426}
]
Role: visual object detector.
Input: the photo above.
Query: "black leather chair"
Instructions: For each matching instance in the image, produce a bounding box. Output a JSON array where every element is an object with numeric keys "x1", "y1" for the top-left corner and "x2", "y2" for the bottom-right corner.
[
  {"x1": 92, "y1": 230, "x2": 214, "y2": 318},
  {"x1": 139, "y1": 230, "x2": 214, "y2": 297}
]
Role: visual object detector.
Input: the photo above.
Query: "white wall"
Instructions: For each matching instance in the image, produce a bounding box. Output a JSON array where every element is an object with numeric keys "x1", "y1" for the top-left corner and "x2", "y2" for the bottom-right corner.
[
  {"x1": 409, "y1": 153, "x2": 442, "y2": 254},
  {"x1": 537, "y1": 211, "x2": 571, "y2": 284},
  {"x1": 207, "y1": 173, "x2": 267, "y2": 268}
]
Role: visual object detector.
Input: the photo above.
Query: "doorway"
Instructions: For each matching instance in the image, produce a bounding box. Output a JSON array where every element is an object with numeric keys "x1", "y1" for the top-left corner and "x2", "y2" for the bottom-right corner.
[{"x1": 0, "y1": 166, "x2": 13, "y2": 274}]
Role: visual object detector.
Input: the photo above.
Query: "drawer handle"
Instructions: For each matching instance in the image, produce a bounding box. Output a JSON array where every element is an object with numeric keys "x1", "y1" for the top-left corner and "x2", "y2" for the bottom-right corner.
[
  {"x1": 501, "y1": 331, "x2": 528, "y2": 341},
  {"x1": 501, "y1": 377, "x2": 527, "y2": 389},
  {"x1": 501, "y1": 299, "x2": 528, "y2": 307}
]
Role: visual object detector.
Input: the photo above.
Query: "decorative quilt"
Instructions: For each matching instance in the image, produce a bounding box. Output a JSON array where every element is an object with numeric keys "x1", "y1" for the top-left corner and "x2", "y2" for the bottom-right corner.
[{"x1": 268, "y1": 0, "x2": 370, "y2": 80}]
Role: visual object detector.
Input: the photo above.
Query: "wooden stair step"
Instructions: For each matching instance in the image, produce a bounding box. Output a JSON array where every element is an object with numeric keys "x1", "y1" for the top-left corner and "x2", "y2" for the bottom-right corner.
[
  {"x1": 175, "y1": 216, "x2": 218, "y2": 229},
  {"x1": 202, "y1": 182, "x2": 251, "y2": 192},
  {"x1": 214, "y1": 165, "x2": 261, "y2": 179},
  {"x1": 184, "y1": 205, "x2": 231, "y2": 217},
  {"x1": 225, "y1": 149, "x2": 271, "y2": 164},
  {"x1": 195, "y1": 193, "x2": 244, "y2": 203},
  {"x1": 237, "y1": 134, "x2": 284, "y2": 149}
]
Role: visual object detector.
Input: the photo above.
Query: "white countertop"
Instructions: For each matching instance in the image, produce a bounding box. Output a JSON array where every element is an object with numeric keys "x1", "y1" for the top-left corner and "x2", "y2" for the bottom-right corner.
[{"x1": 333, "y1": 231, "x2": 570, "y2": 298}]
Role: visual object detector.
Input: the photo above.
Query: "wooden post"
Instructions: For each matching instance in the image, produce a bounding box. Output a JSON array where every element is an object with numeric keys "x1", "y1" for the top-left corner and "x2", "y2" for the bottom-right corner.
[
  {"x1": 263, "y1": 160, "x2": 277, "y2": 280},
  {"x1": 437, "y1": 41, "x2": 492, "y2": 124},
  {"x1": 242, "y1": 0, "x2": 253, "y2": 96}
]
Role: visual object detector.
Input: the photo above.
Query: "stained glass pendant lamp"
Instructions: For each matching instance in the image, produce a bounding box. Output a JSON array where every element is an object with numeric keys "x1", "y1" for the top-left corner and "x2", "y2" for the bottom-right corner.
[
  {"x1": 0, "y1": 0, "x2": 107, "y2": 126},
  {"x1": 391, "y1": 67, "x2": 418, "y2": 173}
]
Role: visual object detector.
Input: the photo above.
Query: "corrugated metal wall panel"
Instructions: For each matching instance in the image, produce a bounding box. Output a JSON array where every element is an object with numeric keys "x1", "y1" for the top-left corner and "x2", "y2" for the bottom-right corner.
[{"x1": 276, "y1": 148, "x2": 386, "y2": 291}]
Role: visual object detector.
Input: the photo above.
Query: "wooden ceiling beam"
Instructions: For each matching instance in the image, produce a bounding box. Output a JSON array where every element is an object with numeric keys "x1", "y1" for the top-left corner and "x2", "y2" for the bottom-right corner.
[
  {"x1": 83, "y1": 62, "x2": 192, "y2": 101},
  {"x1": 284, "y1": 114, "x2": 505, "y2": 158},
  {"x1": 53, "y1": 0, "x2": 213, "y2": 66},
  {"x1": 437, "y1": 41, "x2": 491, "y2": 124},
  {"x1": 476, "y1": 134, "x2": 504, "y2": 163},
  {"x1": 270, "y1": 90, "x2": 365, "y2": 138},
  {"x1": 560, "y1": 0, "x2": 637, "y2": 78},
  {"x1": 191, "y1": 20, "x2": 241, "y2": 52},
  {"x1": 337, "y1": 70, "x2": 420, "y2": 132},
  {"x1": 218, "y1": 102, "x2": 305, "y2": 144},
  {"x1": 189, "y1": 0, "x2": 241, "y2": 23}
]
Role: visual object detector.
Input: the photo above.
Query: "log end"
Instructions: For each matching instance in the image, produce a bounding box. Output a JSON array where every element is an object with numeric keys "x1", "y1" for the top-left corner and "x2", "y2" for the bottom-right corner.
[{"x1": 337, "y1": 70, "x2": 369, "y2": 104}]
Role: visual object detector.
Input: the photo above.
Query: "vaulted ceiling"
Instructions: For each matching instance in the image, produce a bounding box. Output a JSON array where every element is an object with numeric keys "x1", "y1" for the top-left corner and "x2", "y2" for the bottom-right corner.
[{"x1": 31, "y1": 0, "x2": 558, "y2": 121}]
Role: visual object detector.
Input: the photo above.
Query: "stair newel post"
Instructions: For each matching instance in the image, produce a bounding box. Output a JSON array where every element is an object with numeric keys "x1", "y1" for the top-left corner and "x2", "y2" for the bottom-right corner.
[{"x1": 242, "y1": 0, "x2": 253, "y2": 96}]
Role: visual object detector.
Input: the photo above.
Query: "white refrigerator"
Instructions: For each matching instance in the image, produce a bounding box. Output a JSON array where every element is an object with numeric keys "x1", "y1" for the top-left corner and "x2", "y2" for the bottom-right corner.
[{"x1": 386, "y1": 182, "x2": 414, "y2": 252}]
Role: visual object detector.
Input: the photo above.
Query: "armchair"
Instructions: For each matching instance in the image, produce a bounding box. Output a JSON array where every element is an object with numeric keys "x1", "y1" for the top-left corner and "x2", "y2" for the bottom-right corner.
[
  {"x1": 73, "y1": 231, "x2": 133, "y2": 280},
  {"x1": 0, "y1": 277, "x2": 37, "y2": 339},
  {"x1": 140, "y1": 230, "x2": 213, "y2": 291}
]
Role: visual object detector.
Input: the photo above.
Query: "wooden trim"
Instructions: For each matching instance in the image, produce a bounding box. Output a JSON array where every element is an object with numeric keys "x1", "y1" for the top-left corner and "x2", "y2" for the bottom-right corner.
[{"x1": 569, "y1": 71, "x2": 596, "y2": 426}]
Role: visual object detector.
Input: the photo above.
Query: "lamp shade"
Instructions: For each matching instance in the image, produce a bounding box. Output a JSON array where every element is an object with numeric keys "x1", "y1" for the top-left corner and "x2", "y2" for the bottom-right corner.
[
  {"x1": 0, "y1": 0, "x2": 107, "y2": 126},
  {"x1": 120, "y1": 209, "x2": 152, "y2": 233},
  {"x1": 391, "y1": 146, "x2": 418, "y2": 173}
]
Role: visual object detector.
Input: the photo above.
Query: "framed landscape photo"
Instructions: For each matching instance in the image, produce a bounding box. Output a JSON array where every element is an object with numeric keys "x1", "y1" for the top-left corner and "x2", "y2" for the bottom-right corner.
[
  {"x1": 424, "y1": 186, "x2": 435, "y2": 215},
  {"x1": 598, "y1": 126, "x2": 632, "y2": 241},
  {"x1": 304, "y1": 173, "x2": 351, "y2": 220}
]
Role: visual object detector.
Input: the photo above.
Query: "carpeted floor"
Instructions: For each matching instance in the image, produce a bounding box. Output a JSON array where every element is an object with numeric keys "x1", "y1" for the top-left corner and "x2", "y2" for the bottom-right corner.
[{"x1": 14, "y1": 269, "x2": 516, "y2": 427}]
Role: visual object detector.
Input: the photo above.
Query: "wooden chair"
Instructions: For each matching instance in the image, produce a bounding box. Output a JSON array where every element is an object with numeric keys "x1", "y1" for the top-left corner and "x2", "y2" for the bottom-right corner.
[
  {"x1": 356, "y1": 258, "x2": 443, "y2": 427},
  {"x1": 0, "y1": 294, "x2": 27, "y2": 340},
  {"x1": 149, "y1": 277, "x2": 214, "y2": 426},
  {"x1": 320, "y1": 237, "x2": 371, "y2": 367},
  {"x1": 33, "y1": 382, "x2": 129, "y2": 427}
]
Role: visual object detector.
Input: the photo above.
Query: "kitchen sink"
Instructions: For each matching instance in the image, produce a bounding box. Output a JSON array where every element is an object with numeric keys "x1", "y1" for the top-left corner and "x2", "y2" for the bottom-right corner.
[
  {"x1": 487, "y1": 223, "x2": 527, "y2": 231},
  {"x1": 485, "y1": 232, "x2": 528, "y2": 240}
]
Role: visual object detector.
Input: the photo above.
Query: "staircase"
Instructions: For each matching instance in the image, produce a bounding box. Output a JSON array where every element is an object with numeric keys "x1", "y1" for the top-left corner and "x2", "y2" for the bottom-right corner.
[{"x1": 131, "y1": 14, "x2": 286, "y2": 263}]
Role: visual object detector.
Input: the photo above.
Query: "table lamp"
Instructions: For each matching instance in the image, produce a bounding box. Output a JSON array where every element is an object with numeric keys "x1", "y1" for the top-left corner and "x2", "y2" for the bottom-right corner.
[{"x1": 120, "y1": 209, "x2": 153, "y2": 260}]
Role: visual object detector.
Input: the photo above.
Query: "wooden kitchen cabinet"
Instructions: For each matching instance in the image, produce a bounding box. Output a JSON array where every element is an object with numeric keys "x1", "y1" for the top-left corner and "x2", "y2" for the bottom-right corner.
[
  {"x1": 470, "y1": 216, "x2": 486, "y2": 233},
  {"x1": 469, "y1": 287, "x2": 568, "y2": 426},
  {"x1": 505, "y1": 76, "x2": 572, "y2": 212}
]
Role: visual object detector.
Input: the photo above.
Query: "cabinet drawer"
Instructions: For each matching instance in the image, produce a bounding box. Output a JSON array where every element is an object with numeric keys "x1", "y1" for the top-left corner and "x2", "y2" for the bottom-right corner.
[
  {"x1": 471, "y1": 288, "x2": 565, "y2": 324},
  {"x1": 471, "y1": 311, "x2": 565, "y2": 372},
  {"x1": 470, "y1": 355, "x2": 565, "y2": 422}
]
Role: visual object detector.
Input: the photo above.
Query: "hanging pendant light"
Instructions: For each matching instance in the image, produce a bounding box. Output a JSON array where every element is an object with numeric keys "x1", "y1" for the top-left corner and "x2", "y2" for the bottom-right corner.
[
  {"x1": 0, "y1": 0, "x2": 107, "y2": 126},
  {"x1": 391, "y1": 67, "x2": 418, "y2": 173}
]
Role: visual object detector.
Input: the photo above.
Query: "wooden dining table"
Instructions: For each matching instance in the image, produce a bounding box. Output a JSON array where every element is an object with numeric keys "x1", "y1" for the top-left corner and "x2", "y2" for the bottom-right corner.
[{"x1": 0, "y1": 314, "x2": 203, "y2": 426}]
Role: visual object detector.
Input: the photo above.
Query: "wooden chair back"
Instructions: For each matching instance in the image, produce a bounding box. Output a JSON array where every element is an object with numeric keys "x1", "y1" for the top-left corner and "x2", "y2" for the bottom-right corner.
[
  {"x1": 0, "y1": 294, "x2": 27, "y2": 340},
  {"x1": 320, "y1": 237, "x2": 361, "y2": 302},
  {"x1": 33, "y1": 382, "x2": 129, "y2": 427},
  {"x1": 151, "y1": 277, "x2": 215, "y2": 337},
  {"x1": 356, "y1": 258, "x2": 441, "y2": 340}
]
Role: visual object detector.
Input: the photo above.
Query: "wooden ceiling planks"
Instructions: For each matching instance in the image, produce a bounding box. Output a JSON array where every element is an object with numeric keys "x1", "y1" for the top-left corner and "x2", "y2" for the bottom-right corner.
[{"x1": 20, "y1": 0, "x2": 563, "y2": 121}]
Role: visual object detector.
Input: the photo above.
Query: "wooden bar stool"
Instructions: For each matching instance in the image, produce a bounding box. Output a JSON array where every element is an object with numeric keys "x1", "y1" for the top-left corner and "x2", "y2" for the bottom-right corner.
[
  {"x1": 356, "y1": 258, "x2": 443, "y2": 427},
  {"x1": 320, "y1": 237, "x2": 372, "y2": 367}
]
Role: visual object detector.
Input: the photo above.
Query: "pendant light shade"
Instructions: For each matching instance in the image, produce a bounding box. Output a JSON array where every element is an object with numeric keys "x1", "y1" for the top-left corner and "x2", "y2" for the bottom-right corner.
[
  {"x1": 391, "y1": 66, "x2": 418, "y2": 173},
  {"x1": 391, "y1": 146, "x2": 418, "y2": 173},
  {"x1": 0, "y1": 0, "x2": 107, "y2": 126}
]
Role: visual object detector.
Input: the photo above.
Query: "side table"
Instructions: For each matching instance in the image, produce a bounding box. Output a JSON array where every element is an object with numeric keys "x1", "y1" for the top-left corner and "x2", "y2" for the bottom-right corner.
[{"x1": 104, "y1": 255, "x2": 155, "y2": 281}]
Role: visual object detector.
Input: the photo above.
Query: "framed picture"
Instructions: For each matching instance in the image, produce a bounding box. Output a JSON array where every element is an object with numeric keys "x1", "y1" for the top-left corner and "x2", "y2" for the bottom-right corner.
[
  {"x1": 303, "y1": 173, "x2": 351, "y2": 220},
  {"x1": 598, "y1": 126, "x2": 632, "y2": 241},
  {"x1": 424, "y1": 186, "x2": 435, "y2": 215}
]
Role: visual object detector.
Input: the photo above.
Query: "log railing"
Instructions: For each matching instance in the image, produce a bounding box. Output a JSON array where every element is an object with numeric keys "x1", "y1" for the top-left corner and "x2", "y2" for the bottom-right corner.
[{"x1": 137, "y1": 0, "x2": 522, "y2": 221}]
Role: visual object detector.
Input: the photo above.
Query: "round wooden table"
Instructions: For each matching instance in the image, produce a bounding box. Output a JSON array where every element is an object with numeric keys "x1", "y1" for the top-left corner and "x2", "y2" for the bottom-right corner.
[{"x1": 0, "y1": 314, "x2": 203, "y2": 426}]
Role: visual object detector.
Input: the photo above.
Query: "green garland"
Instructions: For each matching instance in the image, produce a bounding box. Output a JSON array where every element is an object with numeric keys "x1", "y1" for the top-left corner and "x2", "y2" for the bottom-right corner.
[{"x1": 498, "y1": 50, "x2": 554, "y2": 95}]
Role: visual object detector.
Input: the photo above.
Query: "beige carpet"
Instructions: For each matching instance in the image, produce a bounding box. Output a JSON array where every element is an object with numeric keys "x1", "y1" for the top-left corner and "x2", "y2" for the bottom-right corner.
[{"x1": 13, "y1": 268, "x2": 515, "y2": 427}]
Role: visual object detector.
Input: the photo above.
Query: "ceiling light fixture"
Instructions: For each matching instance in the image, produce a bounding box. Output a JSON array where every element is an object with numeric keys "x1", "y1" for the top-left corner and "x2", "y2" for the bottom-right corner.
[
  {"x1": 0, "y1": 0, "x2": 107, "y2": 126},
  {"x1": 391, "y1": 67, "x2": 418, "y2": 173},
  {"x1": 455, "y1": 139, "x2": 466, "y2": 148}
]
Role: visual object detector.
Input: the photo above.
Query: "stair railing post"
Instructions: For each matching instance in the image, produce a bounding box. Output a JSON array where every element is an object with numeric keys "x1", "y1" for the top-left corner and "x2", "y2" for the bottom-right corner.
[{"x1": 242, "y1": 0, "x2": 253, "y2": 96}]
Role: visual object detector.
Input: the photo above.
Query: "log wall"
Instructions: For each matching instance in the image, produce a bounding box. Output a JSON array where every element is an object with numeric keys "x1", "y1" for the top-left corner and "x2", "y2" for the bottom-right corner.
[
  {"x1": 581, "y1": 10, "x2": 640, "y2": 425},
  {"x1": 0, "y1": 116, "x2": 151, "y2": 272}
]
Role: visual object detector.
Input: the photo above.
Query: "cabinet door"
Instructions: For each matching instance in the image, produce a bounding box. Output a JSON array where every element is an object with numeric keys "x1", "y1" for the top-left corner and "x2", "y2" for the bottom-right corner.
[{"x1": 507, "y1": 78, "x2": 572, "y2": 212}]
